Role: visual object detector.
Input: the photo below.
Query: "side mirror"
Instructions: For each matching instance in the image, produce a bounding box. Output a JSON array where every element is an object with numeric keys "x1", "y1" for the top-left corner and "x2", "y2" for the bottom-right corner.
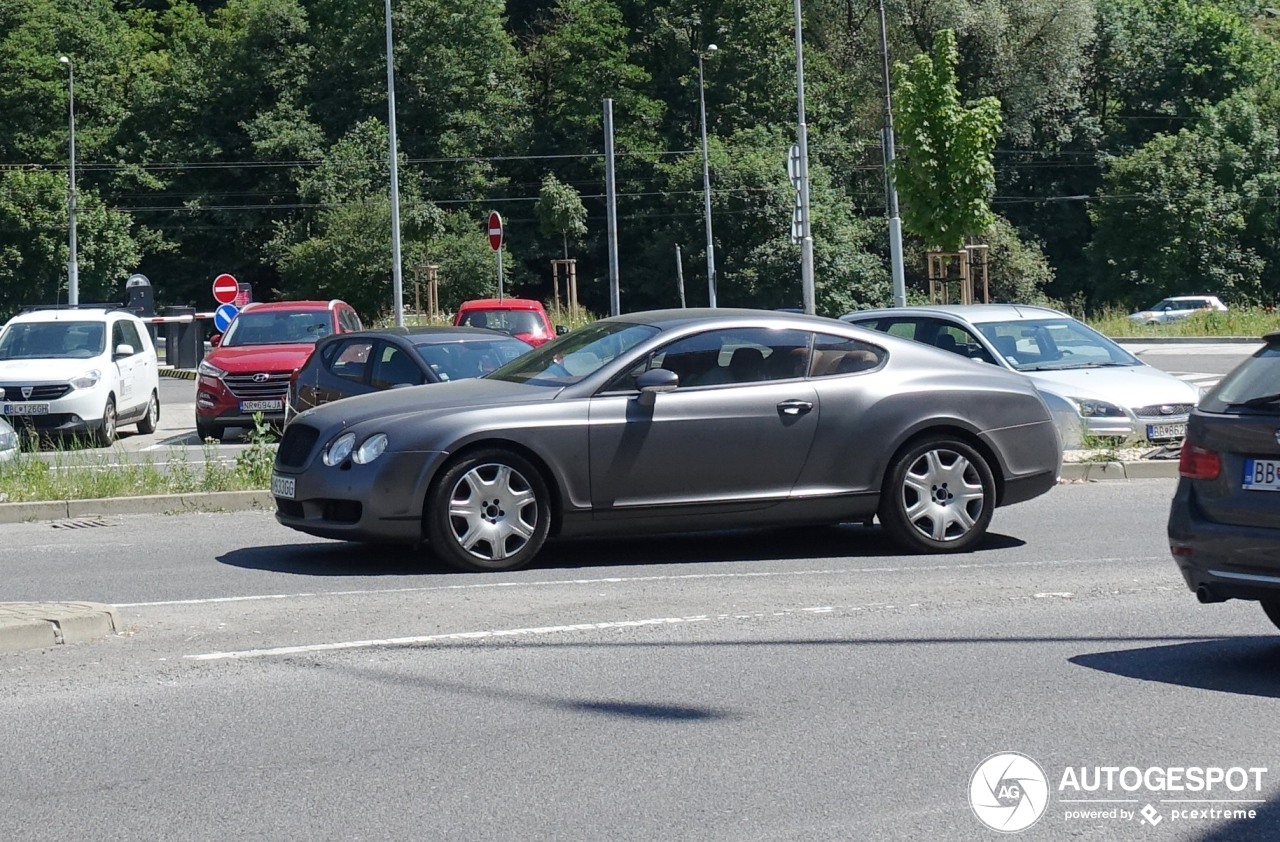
[
  {"x1": 210, "y1": 333, "x2": 222, "y2": 347},
  {"x1": 114, "y1": 343, "x2": 135, "y2": 358},
  {"x1": 555, "y1": 325, "x2": 568, "y2": 336},
  {"x1": 635, "y1": 367, "x2": 678, "y2": 406}
]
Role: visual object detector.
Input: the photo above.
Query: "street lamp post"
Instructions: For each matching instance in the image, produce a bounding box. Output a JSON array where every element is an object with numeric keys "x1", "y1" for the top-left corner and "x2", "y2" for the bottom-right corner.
[
  {"x1": 383, "y1": 0, "x2": 405, "y2": 327},
  {"x1": 697, "y1": 44, "x2": 718, "y2": 308},
  {"x1": 792, "y1": 0, "x2": 815, "y2": 315},
  {"x1": 58, "y1": 55, "x2": 79, "y2": 306}
]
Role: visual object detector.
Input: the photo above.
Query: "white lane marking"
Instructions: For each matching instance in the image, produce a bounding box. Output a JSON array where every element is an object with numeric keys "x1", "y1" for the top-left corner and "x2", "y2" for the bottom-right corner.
[
  {"x1": 116, "y1": 555, "x2": 1162, "y2": 609},
  {"x1": 187, "y1": 615, "x2": 714, "y2": 660}
]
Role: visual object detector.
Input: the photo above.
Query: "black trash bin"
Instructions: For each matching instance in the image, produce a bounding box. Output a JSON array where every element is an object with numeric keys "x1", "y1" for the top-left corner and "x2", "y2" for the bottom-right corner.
[{"x1": 163, "y1": 306, "x2": 199, "y2": 369}]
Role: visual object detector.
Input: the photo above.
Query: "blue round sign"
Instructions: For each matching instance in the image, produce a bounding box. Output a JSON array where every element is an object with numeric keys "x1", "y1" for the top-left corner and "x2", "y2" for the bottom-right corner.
[{"x1": 213, "y1": 303, "x2": 239, "y2": 332}]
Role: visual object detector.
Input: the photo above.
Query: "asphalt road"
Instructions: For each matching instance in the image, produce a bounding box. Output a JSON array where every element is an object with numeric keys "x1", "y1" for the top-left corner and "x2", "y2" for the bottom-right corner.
[{"x1": 3, "y1": 479, "x2": 1277, "y2": 841}]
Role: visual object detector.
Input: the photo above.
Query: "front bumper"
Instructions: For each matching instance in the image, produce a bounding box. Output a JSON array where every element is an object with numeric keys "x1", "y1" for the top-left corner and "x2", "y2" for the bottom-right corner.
[
  {"x1": 1168, "y1": 482, "x2": 1280, "y2": 602},
  {"x1": 197, "y1": 374, "x2": 289, "y2": 426},
  {"x1": 1, "y1": 384, "x2": 109, "y2": 435},
  {"x1": 272, "y1": 449, "x2": 447, "y2": 544}
]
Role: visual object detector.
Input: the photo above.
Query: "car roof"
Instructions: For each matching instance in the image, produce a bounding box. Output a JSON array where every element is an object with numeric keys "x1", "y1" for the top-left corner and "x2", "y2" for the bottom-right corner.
[
  {"x1": 8, "y1": 305, "x2": 139, "y2": 323},
  {"x1": 241, "y1": 300, "x2": 346, "y2": 313},
  {"x1": 457, "y1": 298, "x2": 545, "y2": 311},
  {"x1": 603, "y1": 307, "x2": 852, "y2": 330},
  {"x1": 841, "y1": 303, "x2": 1068, "y2": 324}
]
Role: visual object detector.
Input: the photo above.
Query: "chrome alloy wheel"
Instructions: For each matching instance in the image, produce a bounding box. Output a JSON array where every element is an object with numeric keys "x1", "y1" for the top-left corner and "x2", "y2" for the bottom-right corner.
[
  {"x1": 446, "y1": 462, "x2": 540, "y2": 562},
  {"x1": 899, "y1": 447, "x2": 986, "y2": 543}
]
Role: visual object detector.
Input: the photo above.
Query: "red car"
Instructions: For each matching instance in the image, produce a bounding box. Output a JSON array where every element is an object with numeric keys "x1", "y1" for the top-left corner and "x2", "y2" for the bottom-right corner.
[
  {"x1": 195, "y1": 299, "x2": 361, "y2": 440},
  {"x1": 453, "y1": 298, "x2": 566, "y2": 347}
]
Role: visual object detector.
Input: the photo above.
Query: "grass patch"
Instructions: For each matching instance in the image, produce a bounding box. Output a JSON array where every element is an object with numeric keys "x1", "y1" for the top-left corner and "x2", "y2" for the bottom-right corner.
[
  {"x1": 1085, "y1": 306, "x2": 1280, "y2": 339},
  {"x1": 0, "y1": 414, "x2": 279, "y2": 503}
]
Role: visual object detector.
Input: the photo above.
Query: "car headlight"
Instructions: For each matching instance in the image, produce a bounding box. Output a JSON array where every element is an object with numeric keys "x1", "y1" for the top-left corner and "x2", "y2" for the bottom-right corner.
[
  {"x1": 322, "y1": 431, "x2": 357, "y2": 466},
  {"x1": 352, "y1": 433, "x2": 388, "y2": 465},
  {"x1": 1069, "y1": 397, "x2": 1126, "y2": 418},
  {"x1": 69, "y1": 369, "x2": 101, "y2": 390},
  {"x1": 197, "y1": 360, "x2": 226, "y2": 378}
]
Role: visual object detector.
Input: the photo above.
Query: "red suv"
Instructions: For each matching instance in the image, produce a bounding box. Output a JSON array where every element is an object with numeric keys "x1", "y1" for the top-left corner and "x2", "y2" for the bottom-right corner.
[
  {"x1": 195, "y1": 300, "x2": 361, "y2": 440},
  {"x1": 454, "y1": 298, "x2": 565, "y2": 347}
]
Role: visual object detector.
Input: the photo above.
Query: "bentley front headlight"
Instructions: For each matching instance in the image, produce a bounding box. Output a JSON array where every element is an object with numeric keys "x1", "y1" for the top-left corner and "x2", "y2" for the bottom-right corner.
[
  {"x1": 352, "y1": 433, "x2": 388, "y2": 465},
  {"x1": 323, "y1": 432, "x2": 357, "y2": 466}
]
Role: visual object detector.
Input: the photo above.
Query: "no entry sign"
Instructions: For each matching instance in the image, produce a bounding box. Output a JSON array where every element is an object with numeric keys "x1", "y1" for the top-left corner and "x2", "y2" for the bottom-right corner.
[
  {"x1": 487, "y1": 211, "x2": 503, "y2": 251},
  {"x1": 212, "y1": 273, "x2": 239, "y2": 305}
]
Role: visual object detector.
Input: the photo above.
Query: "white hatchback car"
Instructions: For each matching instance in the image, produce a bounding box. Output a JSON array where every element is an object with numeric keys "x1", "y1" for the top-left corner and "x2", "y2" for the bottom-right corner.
[
  {"x1": 0, "y1": 306, "x2": 161, "y2": 444},
  {"x1": 1129, "y1": 295, "x2": 1227, "y2": 325}
]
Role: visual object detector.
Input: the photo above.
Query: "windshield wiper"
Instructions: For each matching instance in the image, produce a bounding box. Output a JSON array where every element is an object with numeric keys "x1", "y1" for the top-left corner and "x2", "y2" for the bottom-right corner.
[{"x1": 1234, "y1": 392, "x2": 1280, "y2": 408}]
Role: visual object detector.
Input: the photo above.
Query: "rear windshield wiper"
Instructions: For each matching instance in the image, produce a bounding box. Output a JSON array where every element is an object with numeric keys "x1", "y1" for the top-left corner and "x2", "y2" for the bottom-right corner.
[{"x1": 1233, "y1": 392, "x2": 1280, "y2": 408}]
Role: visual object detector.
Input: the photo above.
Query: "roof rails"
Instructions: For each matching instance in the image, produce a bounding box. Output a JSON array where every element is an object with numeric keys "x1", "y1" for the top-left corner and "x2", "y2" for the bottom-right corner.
[{"x1": 18, "y1": 303, "x2": 132, "y2": 314}]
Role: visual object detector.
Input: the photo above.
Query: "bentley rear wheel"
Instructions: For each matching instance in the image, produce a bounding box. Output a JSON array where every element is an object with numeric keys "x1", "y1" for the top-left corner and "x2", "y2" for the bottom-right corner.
[{"x1": 879, "y1": 436, "x2": 996, "y2": 553}]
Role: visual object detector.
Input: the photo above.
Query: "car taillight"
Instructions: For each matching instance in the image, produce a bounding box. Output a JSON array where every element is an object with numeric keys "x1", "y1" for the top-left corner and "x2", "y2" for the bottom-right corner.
[{"x1": 1178, "y1": 443, "x2": 1221, "y2": 480}]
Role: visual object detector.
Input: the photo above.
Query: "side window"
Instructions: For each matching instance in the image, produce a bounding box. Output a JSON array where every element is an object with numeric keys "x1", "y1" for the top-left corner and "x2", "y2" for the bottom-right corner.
[
  {"x1": 879, "y1": 319, "x2": 922, "y2": 340},
  {"x1": 111, "y1": 322, "x2": 127, "y2": 353},
  {"x1": 370, "y1": 343, "x2": 424, "y2": 389},
  {"x1": 809, "y1": 334, "x2": 885, "y2": 376},
  {"x1": 117, "y1": 320, "x2": 144, "y2": 355},
  {"x1": 654, "y1": 328, "x2": 810, "y2": 388},
  {"x1": 327, "y1": 339, "x2": 374, "y2": 383}
]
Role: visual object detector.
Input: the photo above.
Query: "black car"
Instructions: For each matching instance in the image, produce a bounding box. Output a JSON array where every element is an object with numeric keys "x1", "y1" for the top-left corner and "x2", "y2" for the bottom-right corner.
[
  {"x1": 1169, "y1": 330, "x2": 1280, "y2": 630},
  {"x1": 287, "y1": 326, "x2": 533, "y2": 416}
]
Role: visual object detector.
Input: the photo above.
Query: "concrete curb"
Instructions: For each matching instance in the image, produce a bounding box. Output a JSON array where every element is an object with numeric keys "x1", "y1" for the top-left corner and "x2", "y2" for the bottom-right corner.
[
  {"x1": 1113, "y1": 335, "x2": 1263, "y2": 344},
  {"x1": 1059, "y1": 461, "x2": 1180, "y2": 481},
  {"x1": 0, "y1": 489, "x2": 275, "y2": 524},
  {"x1": 159, "y1": 366, "x2": 197, "y2": 380},
  {"x1": 0, "y1": 602, "x2": 118, "y2": 653}
]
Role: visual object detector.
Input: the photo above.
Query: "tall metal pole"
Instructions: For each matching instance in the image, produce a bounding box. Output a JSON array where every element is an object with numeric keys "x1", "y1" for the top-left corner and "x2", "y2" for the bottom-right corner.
[
  {"x1": 675, "y1": 244, "x2": 686, "y2": 307},
  {"x1": 58, "y1": 56, "x2": 78, "y2": 306},
  {"x1": 603, "y1": 99, "x2": 621, "y2": 316},
  {"x1": 877, "y1": 0, "x2": 907, "y2": 307},
  {"x1": 792, "y1": 0, "x2": 815, "y2": 315},
  {"x1": 384, "y1": 0, "x2": 405, "y2": 326},
  {"x1": 697, "y1": 45, "x2": 718, "y2": 308}
]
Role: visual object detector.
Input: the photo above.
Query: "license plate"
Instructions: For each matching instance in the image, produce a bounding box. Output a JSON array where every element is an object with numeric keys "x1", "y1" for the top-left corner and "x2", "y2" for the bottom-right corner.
[
  {"x1": 1243, "y1": 459, "x2": 1280, "y2": 492},
  {"x1": 2, "y1": 403, "x2": 49, "y2": 416},
  {"x1": 1146, "y1": 422, "x2": 1186, "y2": 440},
  {"x1": 271, "y1": 474, "x2": 296, "y2": 499},
  {"x1": 241, "y1": 400, "x2": 283, "y2": 412}
]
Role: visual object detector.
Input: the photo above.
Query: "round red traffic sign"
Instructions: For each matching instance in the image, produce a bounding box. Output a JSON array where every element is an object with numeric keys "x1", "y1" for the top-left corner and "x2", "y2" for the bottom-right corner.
[
  {"x1": 212, "y1": 273, "x2": 239, "y2": 305},
  {"x1": 487, "y1": 211, "x2": 503, "y2": 251}
]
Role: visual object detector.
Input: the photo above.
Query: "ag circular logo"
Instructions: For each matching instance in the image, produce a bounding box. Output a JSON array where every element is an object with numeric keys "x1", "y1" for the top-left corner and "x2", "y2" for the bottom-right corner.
[{"x1": 969, "y1": 752, "x2": 1050, "y2": 833}]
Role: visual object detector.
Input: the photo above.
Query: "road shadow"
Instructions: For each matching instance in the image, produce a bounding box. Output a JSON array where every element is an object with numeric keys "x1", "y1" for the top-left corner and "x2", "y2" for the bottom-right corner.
[
  {"x1": 219, "y1": 526, "x2": 1025, "y2": 577},
  {"x1": 1070, "y1": 636, "x2": 1280, "y2": 699}
]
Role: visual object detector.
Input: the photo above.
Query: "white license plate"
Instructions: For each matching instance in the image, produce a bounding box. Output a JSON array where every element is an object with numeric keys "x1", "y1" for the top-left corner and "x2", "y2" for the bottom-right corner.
[
  {"x1": 241, "y1": 400, "x2": 283, "y2": 412},
  {"x1": 2, "y1": 403, "x2": 49, "y2": 416},
  {"x1": 271, "y1": 474, "x2": 296, "y2": 499},
  {"x1": 1243, "y1": 459, "x2": 1280, "y2": 492},
  {"x1": 1146, "y1": 422, "x2": 1186, "y2": 440}
]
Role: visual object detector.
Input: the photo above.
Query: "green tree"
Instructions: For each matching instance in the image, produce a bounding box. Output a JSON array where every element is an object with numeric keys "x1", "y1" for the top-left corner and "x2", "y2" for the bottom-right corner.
[
  {"x1": 535, "y1": 174, "x2": 588, "y2": 259},
  {"x1": 893, "y1": 29, "x2": 1002, "y2": 252}
]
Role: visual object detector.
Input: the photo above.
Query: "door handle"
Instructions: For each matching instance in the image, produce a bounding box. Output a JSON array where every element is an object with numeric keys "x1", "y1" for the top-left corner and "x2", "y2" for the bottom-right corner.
[{"x1": 777, "y1": 400, "x2": 813, "y2": 416}]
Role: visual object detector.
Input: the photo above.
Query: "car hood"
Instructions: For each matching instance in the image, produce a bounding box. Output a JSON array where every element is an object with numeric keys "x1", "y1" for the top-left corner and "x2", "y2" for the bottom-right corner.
[
  {"x1": 1023, "y1": 365, "x2": 1200, "y2": 408},
  {"x1": 293, "y1": 377, "x2": 562, "y2": 433},
  {"x1": 0, "y1": 358, "x2": 104, "y2": 384},
  {"x1": 206, "y1": 344, "x2": 316, "y2": 372}
]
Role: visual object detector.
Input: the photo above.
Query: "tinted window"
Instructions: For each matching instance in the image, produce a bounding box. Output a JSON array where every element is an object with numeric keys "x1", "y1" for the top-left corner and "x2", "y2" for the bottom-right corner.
[
  {"x1": 370, "y1": 343, "x2": 423, "y2": 388},
  {"x1": 116, "y1": 320, "x2": 144, "y2": 354},
  {"x1": 809, "y1": 334, "x2": 885, "y2": 376},
  {"x1": 326, "y1": 339, "x2": 374, "y2": 383},
  {"x1": 1203, "y1": 344, "x2": 1280, "y2": 412},
  {"x1": 640, "y1": 328, "x2": 811, "y2": 388},
  {"x1": 415, "y1": 338, "x2": 532, "y2": 381}
]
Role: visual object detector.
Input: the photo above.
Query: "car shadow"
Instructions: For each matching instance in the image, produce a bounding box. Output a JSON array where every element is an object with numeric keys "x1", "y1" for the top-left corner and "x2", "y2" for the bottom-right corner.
[
  {"x1": 1070, "y1": 636, "x2": 1280, "y2": 699},
  {"x1": 218, "y1": 526, "x2": 1024, "y2": 577}
]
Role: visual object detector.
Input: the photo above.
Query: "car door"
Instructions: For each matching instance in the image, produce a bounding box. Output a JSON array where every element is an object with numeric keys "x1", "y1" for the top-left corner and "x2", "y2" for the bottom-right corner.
[
  {"x1": 369, "y1": 341, "x2": 425, "y2": 390},
  {"x1": 116, "y1": 319, "x2": 156, "y2": 414},
  {"x1": 309, "y1": 337, "x2": 375, "y2": 406},
  {"x1": 587, "y1": 327, "x2": 819, "y2": 517},
  {"x1": 109, "y1": 319, "x2": 142, "y2": 413}
]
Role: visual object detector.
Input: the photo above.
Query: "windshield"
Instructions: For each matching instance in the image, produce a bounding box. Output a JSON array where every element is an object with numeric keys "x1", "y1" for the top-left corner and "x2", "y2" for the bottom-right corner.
[
  {"x1": 488, "y1": 321, "x2": 659, "y2": 387},
  {"x1": 415, "y1": 338, "x2": 532, "y2": 381},
  {"x1": 976, "y1": 318, "x2": 1140, "y2": 372},
  {"x1": 1203, "y1": 343, "x2": 1280, "y2": 413},
  {"x1": 459, "y1": 309, "x2": 547, "y2": 337},
  {"x1": 0, "y1": 321, "x2": 106, "y2": 360},
  {"x1": 221, "y1": 311, "x2": 332, "y2": 346}
]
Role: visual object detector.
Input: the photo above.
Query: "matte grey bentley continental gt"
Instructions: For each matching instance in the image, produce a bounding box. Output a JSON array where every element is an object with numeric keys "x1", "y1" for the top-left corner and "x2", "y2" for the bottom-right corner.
[{"x1": 272, "y1": 309, "x2": 1062, "y2": 571}]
